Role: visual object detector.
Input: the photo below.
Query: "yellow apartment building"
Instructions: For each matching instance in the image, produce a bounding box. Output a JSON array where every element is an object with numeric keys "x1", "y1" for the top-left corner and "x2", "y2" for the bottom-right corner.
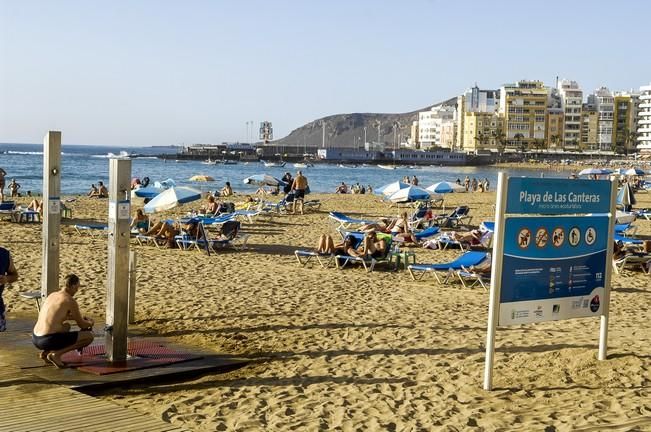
[
  {"x1": 546, "y1": 108, "x2": 564, "y2": 149},
  {"x1": 499, "y1": 80, "x2": 548, "y2": 150},
  {"x1": 581, "y1": 104, "x2": 599, "y2": 151},
  {"x1": 462, "y1": 111, "x2": 504, "y2": 153}
]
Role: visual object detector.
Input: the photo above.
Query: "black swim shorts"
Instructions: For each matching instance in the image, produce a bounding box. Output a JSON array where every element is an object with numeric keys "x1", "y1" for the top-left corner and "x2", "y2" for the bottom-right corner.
[
  {"x1": 294, "y1": 189, "x2": 305, "y2": 199},
  {"x1": 32, "y1": 331, "x2": 79, "y2": 351}
]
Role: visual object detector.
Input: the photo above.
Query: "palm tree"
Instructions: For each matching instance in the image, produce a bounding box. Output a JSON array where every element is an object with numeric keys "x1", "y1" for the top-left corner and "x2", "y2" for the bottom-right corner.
[
  {"x1": 474, "y1": 132, "x2": 490, "y2": 151},
  {"x1": 550, "y1": 134, "x2": 561, "y2": 150},
  {"x1": 624, "y1": 129, "x2": 638, "y2": 155},
  {"x1": 514, "y1": 133, "x2": 526, "y2": 154},
  {"x1": 492, "y1": 128, "x2": 507, "y2": 156}
]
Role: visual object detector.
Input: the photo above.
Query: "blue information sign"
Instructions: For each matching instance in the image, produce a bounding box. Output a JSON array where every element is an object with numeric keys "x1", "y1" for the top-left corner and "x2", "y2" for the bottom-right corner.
[{"x1": 506, "y1": 178, "x2": 611, "y2": 215}]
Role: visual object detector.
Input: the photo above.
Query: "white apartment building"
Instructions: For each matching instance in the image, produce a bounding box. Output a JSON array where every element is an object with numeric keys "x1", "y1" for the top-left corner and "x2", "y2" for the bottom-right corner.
[
  {"x1": 589, "y1": 87, "x2": 614, "y2": 151},
  {"x1": 418, "y1": 105, "x2": 455, "y2": 148},
  {"x1": 558, "y1": 80, "x2": 583, "y2": 147},
  {"x1": 638, "y1": 83, "x2": 651, "y2": 153}
]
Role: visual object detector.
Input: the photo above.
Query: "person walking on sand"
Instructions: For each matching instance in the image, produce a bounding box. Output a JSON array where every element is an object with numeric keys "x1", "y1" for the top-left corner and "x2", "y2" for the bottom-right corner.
[
  {"x1": 0, "y1": 167, "x2": 7, "y2": 201},
  {"x1": 32, "y1": 274, "x2": 94, "y2": 368},
  {"x1": 291, "y1": 170, "x2": 308, "y2": 215},
  {"x1": 8, "y1": 178, "x2": 21, "y2": 198},
  {"x1": 0, "y1": 246, "x2": 19, "y2": 332}
]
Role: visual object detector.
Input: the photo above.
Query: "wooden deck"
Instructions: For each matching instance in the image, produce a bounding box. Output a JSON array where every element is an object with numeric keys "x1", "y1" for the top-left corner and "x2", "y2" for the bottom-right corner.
[
  {"x1": 0, "y1": 314, "x2": 249, "y2": 431},
  {"x1": 0, "y1": 366, "x2": 187, "y2": 432}
]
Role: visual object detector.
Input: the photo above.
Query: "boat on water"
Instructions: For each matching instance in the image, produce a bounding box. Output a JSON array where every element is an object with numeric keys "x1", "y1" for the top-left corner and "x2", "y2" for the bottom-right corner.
[
  {"x1": 222, "y1": 160, "x2": 238, "y2": 165},
  {"x1": 377, "y1": 164, "x2": 397, "y2": 170},
  {"x1": 262, "y1": 160, "x2": 286, "y2": 167},
  {"x1": 293, "y1": 162, "x2": 314, "y2": 168},
  {"x1": 337, "y1": 163, "x2": 358, "y2": 168},
  {"x1": 202, "y1": 158, "x2": 218, "y2": 165}
]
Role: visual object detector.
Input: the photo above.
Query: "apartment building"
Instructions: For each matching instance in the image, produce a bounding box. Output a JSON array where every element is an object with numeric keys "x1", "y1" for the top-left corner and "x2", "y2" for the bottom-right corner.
[
  {"x1": 418, "y1": 105, "x2": 455, "y2": 148},
  {"x1": 613, "y1": 92, "x2": 640, "y2": 154},
  {"x1": 546, "y1": 108, "x2": 564, "y2": 149},
  {"x1": 499, "y1": 80, "x2": 548, "y2": 150},
  {"x1": 462, "y1": 112, "x2": 504, "y2": 152},
  {"x1": 580, "y1": 103, "x2": 599, "y2": 151},
  {"x1": 638, "y1": 83, "x2": 651, "y2": 153},
  {"x1": 455, "y1": 85, "x2": 500, "y2": 152},
  {"x1": 557, "y1": 80, "x2": 583, "y2": 149},
  {"x1": 588, "y1": 87, "x2": 614, "y2": 152}
]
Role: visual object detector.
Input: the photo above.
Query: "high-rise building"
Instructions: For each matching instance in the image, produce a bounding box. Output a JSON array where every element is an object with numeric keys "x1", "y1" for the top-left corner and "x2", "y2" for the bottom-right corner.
[
  {"x1": 557, "y1": 80, "x2": 583, "y2": 149},
  {"x1": 463, "y1": 85, "x2": 499, "y2": 113},
  {"x1": 580, "y1": 103, "x2": 599, "y2": 151},
  {"x1": 638, "y1": 83, "x2": 651, "y2": 153},
  {"x1": 499, "y1": 80, "x2": 548, "y2": 150},
  {"x1": 418, "y1": 105, "x2": 455, "y2": 148},
  {"x1": 588, "y1": 87, "x2": 614, "y2": 152},
  {"x1": 546, "y1": 108, "x2": 564, "y2": 149},
  {"x1": 613, "y1": 92, "x2": 640, "y2": 154},
  {"x1": 462, "y1": 112, "x2": 503, "y2": 152}
]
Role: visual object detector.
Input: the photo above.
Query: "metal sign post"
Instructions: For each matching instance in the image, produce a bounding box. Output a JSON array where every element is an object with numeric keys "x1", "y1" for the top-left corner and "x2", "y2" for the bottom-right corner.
[
  {"x1": 106, "y1": 158, "x2": 131, "y2": 362},
  {"x1": 484, "y1": 174, "x2": 615, "y2": 391},
  {"x1": 41, "y1": 131, "x2": 62, "y2": 298}
]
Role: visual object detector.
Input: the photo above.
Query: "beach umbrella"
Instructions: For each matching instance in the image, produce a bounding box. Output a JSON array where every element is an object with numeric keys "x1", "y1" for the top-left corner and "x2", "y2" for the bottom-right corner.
[
  {"x1": 426, "y1": 181, "x2": 466, "y2": 194},
  {"x1": 143, "y1": 186, "x2": 202, "y2": 214},
  {"x1": 189, "y1": 174, "x2": 215, "y2": 182},
  {"x1": 578, "y1": 168, "x2": 613, "y2": 176},
  {"x1": 243, "y1": 174, "x2": 287, "y2": 187},
  {"x1": 133, "y1": 186, "x2": 164, "y2": 199},
  {"x1": 377, "y1": 181, "x2": 410, "y2": 197},
  {"x1": 616, "y1": 182, "x2": 636, "y2": 210},
  {"x1": 388, "y1": 186, "x2": 432, "y2": 203},
  {"x1": 623, "y1": 167, "x2": 645, "y2": 176}
]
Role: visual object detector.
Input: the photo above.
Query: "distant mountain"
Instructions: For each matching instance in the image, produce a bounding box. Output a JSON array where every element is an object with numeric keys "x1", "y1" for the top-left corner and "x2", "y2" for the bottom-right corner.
[{"x1": 271, "y1": 97, "x2": 457, "y2": 150}]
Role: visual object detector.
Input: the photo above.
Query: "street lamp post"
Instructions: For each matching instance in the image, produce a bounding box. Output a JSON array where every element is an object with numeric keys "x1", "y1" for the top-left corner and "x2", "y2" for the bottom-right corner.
[{"x1": 363, "y1": 127, "x2": 367, "y2": 148}]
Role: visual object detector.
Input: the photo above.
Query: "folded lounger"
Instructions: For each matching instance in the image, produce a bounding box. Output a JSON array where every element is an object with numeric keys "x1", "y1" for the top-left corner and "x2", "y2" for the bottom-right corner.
[
  {"x1": 328, "y1": 211, "x2": 374, "y2": 230},
  {"x1": 408, "y1": 251, "x2": 489, "y2": 283},
  {"x1": 74, "y1": 224, "x2": 108, "y2": 236}
]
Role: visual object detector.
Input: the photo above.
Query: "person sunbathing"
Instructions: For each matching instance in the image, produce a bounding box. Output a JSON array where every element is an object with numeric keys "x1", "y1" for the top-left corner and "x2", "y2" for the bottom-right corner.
[
  {"x1": 145, "y1": 220, "x2": 179, "y2": 247},
  {"x1": 27, "y1": 199, "x2": 43, "y2": 216},
  {"x1": 87, "y1": 184, "x2": 98, "y2": 197},
  {"x1": 129, "y1": 209, "x2": 149, "y2": 234},
  {"x1": 450, "y1": 229, "x2": 483, "y2": 244},
  {"x1": 316, "y1": 234, "x2": 356, "y2": 255},
  {"x1": 466, "y1": 257, "x2": 492, "y2": 274},
  {"x1": 203, "y1": 195, "x2": 219, "y2": 215},
  {"x1": 350, "y1": 231, "x2": 387, "y2": 258},
  {"x1": 388, "y1": 211, "x2": 418, "y2": 243}
]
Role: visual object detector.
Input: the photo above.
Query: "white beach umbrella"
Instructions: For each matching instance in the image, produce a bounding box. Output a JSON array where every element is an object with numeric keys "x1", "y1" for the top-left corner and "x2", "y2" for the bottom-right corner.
[
  {"x1": 388, "y1": 186, "x2": 432, "y2": 203},
  {"x1": 426, "y1": 181, "x2": 466, "y2": 194},
  {"x1": 143, "y1": 186, "x2": 202, "y2": 214},
  {"x1": 377, "y1": 181, "x2": 410, "y2": 197},
  {"x1": 578, "y1": 168, "x2": 613, "y2": 176}
]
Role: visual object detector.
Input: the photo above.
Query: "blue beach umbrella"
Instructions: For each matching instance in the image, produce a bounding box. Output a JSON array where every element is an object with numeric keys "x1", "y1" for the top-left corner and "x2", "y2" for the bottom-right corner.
[
  {"x1": 623, "y1": 167, "x2": 645, "y2": 176},
  {"x1": 144, "y1": 186, "x2": 202, "y2": 214},
  {"x1": 426, "y1": 181, "x2": 465, "y2": 194},
  {"x1": 388, "y1": 186, "x2": 432, "y2": 203},
  {"x1": 243, "y1": 174, "x2": 287, "y2": 187},
  {"x1": 377, "y1": 181, "x2": 410, "y2": 197}
]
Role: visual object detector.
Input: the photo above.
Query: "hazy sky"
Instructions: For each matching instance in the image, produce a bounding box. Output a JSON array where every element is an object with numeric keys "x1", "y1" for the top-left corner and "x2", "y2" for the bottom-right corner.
[{"x1": 1, "y1": 0, "x2": 649, "y2": 147}]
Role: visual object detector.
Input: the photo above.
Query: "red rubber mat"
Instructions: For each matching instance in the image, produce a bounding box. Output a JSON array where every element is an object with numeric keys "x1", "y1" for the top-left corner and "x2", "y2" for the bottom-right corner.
[{"x1": 60, "y1": 339, "x2": 202, "y2": 375}]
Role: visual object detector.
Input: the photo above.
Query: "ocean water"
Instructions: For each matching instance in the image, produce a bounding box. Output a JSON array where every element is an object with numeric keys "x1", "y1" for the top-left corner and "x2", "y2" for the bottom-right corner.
[{"x1": 0, "y1": 143, "x2": 569, "y2": 196}]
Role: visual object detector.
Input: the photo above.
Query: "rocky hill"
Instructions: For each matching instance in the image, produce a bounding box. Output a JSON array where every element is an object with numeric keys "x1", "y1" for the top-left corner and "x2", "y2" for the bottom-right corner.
[{"x1": 271, "y1": 97, "x2": 457, "y2": 150}]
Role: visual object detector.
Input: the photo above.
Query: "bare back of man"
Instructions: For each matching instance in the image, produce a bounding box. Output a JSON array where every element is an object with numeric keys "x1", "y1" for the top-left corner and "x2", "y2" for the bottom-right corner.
[{"x1": 32, "y1": 275, "x2": 94, "y2": 368}]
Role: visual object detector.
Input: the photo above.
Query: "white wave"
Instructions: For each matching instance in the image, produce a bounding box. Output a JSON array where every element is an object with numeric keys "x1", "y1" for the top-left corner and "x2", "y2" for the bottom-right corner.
[
  {"x1": 91, "y1": 151, "x2": 133, "y2": 159},
  {"x1": 7, "y1": 150, "x2": 43, "y2": 155}
]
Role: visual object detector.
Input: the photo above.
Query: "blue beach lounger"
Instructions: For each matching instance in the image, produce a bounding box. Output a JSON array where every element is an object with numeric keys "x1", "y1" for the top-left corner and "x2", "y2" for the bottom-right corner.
[
  {"x1": 335, "y1": 232, "x2": 392, "y2": 272},
  {"x1": 408, "y1": 251, "x2": 489, "y2": 283},
  {"x1": 74, "y1": 224, "x2": 108, "y2": 237},
  {"x1": 328, "y1": 211, "x2": 374, "y2": 230}
]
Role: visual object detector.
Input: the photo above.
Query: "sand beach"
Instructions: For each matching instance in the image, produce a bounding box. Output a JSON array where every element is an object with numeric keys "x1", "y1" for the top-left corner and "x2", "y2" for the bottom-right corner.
[{"x1": 2, "y1": 190, "x2": 651, "y2": 431}]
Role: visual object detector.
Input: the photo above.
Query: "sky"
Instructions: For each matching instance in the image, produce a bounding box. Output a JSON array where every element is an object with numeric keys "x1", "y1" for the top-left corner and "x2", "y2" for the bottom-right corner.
[{"x1": 1, "y1": 0, "x2": 649, "y2": 147}]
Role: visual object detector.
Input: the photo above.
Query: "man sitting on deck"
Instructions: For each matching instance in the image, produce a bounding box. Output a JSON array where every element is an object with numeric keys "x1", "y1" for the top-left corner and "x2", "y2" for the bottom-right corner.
[{"x1": 32, "y1": 274, "x2": 94, "y2": 368}]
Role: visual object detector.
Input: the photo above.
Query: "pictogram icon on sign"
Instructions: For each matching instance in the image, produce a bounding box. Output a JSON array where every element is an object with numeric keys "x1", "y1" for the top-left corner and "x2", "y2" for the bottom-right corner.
[
  {"x1": 535, "y1": 227, "x2": 548, "y2": 248},
  {"x1": 518, "y1": 228, "x2": 531, "y2": 248},
  {"x1": 568, "y1": 227, "x2": 580, "y2": 247},
  {"x1": 585, "y1": 227, "x2": 596, "y2": 246},
  {"x1": 552, "y1": 227, "x2": 565, "y2": 247}
]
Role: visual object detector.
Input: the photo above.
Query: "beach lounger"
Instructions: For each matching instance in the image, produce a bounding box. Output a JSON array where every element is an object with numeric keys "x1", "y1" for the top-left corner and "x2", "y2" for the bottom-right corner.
[
  {"x1": 303, "y1": 199, "x2": 321, "y2": 212},
  {"x1": 233, "y1": 209, "x2": 261, "y2": 224},
  {"x1": 335, "y1": 232, "x2": 392, "y2": 272},
  {"x1": 294, "y1": 250, "x2": 335, "y2": 268},
  {"x1": 328, "y1": 211, "x2": 374, "y2": 230},
  {"x1": 634, "y1": 209, "x2": 651, "y2": 220},
  {"x1": 614, "y1": 222, "x2": 637, "y2": 237},
  {"x1": 0, "y1": 201, "x2": 17, "y2": 220},
  {"x1": 433, "y1": 206, "x2": 472, "y2": 228},
  {"x1": 408, "y1": 251, "x2": 489, "y2": 283},
  {"x1": 455, "y1": 266, "x2": 490, "y2": 290},
  {"x1": 436, "y1": 230, "x2": 493, "y2": 251},
  {"x1": 74, "y1": 224, "x2": 108, "y2": 236},
  {"x1": 613, "y1": 254, "x2": 651, "y2": 274},
  {"x1": 614, "y1": 233, "x2": 643, "y2": 245}
]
